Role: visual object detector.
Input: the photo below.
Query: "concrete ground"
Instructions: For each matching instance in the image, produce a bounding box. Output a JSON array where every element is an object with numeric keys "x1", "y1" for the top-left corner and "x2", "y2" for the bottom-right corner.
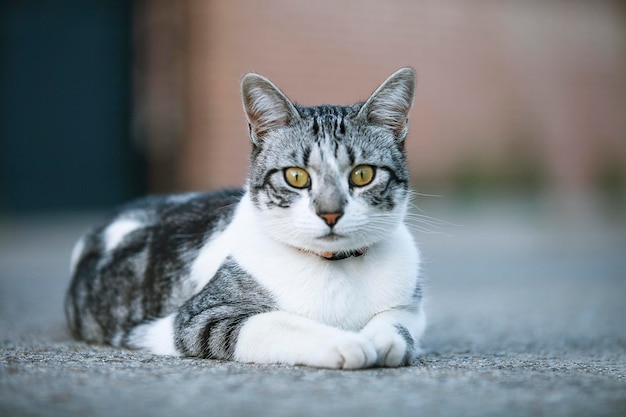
[{"x1": 1, "y1": 195, "x2": 625, "y2": 417}]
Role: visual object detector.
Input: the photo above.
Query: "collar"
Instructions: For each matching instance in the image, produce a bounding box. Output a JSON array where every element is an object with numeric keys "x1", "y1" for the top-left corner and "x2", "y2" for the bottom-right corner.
[{"x1": 299, "y1": 247, "x2": 368, "y2": 261}]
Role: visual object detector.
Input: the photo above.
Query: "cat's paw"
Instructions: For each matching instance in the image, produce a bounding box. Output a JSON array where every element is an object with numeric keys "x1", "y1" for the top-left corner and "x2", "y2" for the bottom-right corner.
[
  {"x1": 309, "y1": 333, "x2": 377, "y2": 370},
  {"x1": 361, "y1": 325, "x2": 408, "y2": 367}
]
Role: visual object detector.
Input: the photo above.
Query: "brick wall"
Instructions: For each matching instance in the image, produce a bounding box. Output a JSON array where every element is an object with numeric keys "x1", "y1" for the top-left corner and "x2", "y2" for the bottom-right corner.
[{"x1": 155, "y1": 0, "x2": 626, "y2": 194}]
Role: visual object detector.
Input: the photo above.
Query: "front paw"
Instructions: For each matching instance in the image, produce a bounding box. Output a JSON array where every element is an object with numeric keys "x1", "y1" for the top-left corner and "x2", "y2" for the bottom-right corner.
[
  {"x1": 309, "y1": 333, "x2": 377, "y2": 370},
  {"x1": 361, "y1": 326, "x2": 409, "y2": 367}
]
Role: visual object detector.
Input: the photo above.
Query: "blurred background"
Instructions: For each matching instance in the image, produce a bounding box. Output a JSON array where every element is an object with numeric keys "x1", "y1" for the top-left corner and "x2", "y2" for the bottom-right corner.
[{"x1": 1, "y1": 0, "x2": 625, "y2": 214}]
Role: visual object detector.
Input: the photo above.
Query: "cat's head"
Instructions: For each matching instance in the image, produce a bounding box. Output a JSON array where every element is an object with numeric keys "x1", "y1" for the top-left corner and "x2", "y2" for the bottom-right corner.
[{"x1": 240, "y1": 68, "x2": 416, "y2": 259}]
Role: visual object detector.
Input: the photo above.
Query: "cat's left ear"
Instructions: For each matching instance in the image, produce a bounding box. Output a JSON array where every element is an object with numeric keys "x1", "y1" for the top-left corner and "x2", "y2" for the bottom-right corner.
[
  {"x1": 241, "y1": 73, "x2": 301, "y2": 145},
  {"x1": 357, "y1": 67, "x2": 416, "y2": 142}
]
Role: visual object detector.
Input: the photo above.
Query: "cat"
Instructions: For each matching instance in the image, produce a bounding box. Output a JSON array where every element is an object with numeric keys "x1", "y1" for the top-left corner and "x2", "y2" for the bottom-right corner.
[{"x1": 65, "y1": 67, "x2": 426, "y2": 369}]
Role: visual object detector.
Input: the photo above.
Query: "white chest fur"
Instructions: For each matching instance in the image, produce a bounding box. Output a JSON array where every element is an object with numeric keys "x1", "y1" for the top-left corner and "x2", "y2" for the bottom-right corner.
[{"x1": 214, "y1": 195, "x2": 421, "y2": 331}]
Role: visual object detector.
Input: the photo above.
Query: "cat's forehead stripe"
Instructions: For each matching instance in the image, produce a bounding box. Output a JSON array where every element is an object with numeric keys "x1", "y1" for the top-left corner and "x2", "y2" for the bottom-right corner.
[{"x1": 296, "y1": 104, "x2": 356, "y2": 118}]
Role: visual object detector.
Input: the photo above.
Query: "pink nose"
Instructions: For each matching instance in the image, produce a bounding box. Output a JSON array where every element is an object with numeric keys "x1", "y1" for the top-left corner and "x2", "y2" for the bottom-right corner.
[{"x1": 319, "y1": 212, "x2": 342, "y2": 227}]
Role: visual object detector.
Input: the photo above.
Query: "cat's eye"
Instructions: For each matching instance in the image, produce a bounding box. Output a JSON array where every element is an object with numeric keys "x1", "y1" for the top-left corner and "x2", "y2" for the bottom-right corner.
[
  {"x1": 284, "y1": 167, "x2": 310, "y2": 189},
  {"x1": 350, "y1": 165, "x2": 375, "y2": 187}
]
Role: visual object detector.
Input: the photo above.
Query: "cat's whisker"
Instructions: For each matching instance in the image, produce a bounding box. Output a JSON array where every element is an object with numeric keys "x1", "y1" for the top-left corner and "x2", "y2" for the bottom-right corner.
[
  {"x1": 401, "y1": 214, "x2": 453, "y2": 235},
  {"x1": 405, "y1": 199, "x2": 464, "y2": 228},
  {"x1": 408, "y1": 189, "x2": 445, "y2": 199},
  {"x1": 405, "y1": 211, "x2": 451, "y2": 223},
  {"x1": 403, "y1": 218, "x2": 448, "y2": 232}
]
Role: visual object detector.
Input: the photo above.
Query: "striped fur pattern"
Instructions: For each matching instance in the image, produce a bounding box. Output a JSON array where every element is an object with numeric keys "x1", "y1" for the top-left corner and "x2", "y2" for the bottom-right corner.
[{"x1": 65, "y1": 68, "x2": 426, "y2": 369}]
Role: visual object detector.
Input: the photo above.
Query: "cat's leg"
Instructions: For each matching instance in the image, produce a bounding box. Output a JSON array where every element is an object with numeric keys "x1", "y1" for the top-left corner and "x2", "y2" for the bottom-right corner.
[
  {"x1": 128, "y1": 301, "x2": 411, "y2": 369},
  {"x1": 136, "y1": 258, "x2": 376, "y2": 369},
  {"x1": 166, "y1": 302, "x2": 377, "y2": 369},
  {"x1": 359, "y1": 304, "x2": 426, "y2": 367},
  {"x1": 129, "y1": 256, "x2": 419, "y2": 369},
  {"x1": 126, "y1": 314, "x2": 179, "y2": 356},
  {"x1": 234, "y1": 310, "x2": 377, "y2": 369}
]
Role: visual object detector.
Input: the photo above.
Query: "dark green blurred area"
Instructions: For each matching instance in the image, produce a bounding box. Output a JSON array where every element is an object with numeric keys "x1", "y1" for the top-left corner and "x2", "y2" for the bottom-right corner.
[{"x1": 0, "y1": 0, "x2": 146, "y2": 214}]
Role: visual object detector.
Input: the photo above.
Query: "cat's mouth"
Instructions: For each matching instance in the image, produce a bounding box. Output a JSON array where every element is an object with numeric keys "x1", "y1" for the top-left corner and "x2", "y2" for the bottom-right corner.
[{"x1": 316, "y1": 232, "x2": 344, "y2": 242}]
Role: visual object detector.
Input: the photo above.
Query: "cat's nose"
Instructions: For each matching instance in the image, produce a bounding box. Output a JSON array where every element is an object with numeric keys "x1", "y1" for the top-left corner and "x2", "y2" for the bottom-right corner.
[{"x1": 319, "y1": 212, "x2": 343, "y2": 227}]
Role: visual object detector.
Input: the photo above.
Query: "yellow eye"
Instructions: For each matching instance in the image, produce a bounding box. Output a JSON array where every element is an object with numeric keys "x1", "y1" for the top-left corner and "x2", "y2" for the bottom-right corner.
[
  {"x1": 284, "y1": 167, "x2": 310, "y2": 188},
  {"x1": 350, "y1": 165, "x2": 375, "y2": 187}
]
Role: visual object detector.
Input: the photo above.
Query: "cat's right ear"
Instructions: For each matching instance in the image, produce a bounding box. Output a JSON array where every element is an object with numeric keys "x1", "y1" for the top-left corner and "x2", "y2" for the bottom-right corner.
[
  {"x1": 241, "y1": 73, "x2": 301, "y2": 145},
  {"x1": 357, "y1": 67, "x2": 416, "y2": 142}
]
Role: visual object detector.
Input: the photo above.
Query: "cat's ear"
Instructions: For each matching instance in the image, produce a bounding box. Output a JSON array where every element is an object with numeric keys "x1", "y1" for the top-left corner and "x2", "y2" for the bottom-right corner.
[
  {"x1": 357, "y1": 67, "x2": 416, "y2": 142},
  {"x1": 241, "y1": 73, "x2": 301, "y2": 144}
]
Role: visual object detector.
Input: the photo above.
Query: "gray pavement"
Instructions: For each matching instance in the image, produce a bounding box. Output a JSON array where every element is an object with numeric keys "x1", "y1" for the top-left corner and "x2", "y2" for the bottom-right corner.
[{"x1": 1, "y1": 196, "x2": 625, "y2": 417}]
